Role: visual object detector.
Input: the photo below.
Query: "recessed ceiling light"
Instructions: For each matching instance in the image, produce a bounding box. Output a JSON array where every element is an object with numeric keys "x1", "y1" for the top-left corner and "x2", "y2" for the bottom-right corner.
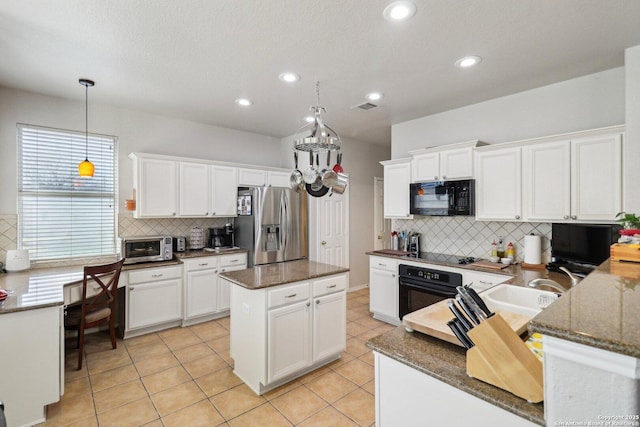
[
  {"x1": 455, "y1": 55, "x2": 482, "y2": 68},
  {"x1": 383, "y1": 1, "x2": 416, "y2": 22},
  {"x1": 366, "y1": 92, "x2": 383, "y2": 101},
  {"x1": 304, "y1": 116, "x2": 314, "y2": 123},
  {"x1": 278, "y1": 72, "x2": 300, "y2": 83},
  {"x1": 235, "y1": 98, "x2": 252, "y2": 107}
]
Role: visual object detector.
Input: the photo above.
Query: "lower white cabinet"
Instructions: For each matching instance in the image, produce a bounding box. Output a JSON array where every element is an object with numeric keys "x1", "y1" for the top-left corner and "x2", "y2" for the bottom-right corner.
[
  {"x1": 369, "y1": 256, "x2": 399, "y2": 325},
  {"x1": 125, "y1": 265, "x2": 183, "y2": 336},
  {"x1": 229, "y1": 272, "x2": 347, "y2": 394},
  {"x1": 375, "y1": 352, "x2": 538, "y2": 427},
  {"x1": 183, "y1": 253, "x2": 247, "y2": 325}
]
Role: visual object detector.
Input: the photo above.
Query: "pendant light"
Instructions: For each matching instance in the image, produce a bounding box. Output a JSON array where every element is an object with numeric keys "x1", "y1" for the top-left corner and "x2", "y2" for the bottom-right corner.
[
  {"x1": 78, "y1": 78, "x2": 95, "y2": 177},
  {"x1": 293, "y1": 81, "x2": 341, "y2": 153}
]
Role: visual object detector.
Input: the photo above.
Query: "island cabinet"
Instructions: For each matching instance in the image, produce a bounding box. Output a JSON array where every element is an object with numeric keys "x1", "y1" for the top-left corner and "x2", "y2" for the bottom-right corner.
[{"x1": 228, "y1": 273, "x2": 347, "y2": 395}]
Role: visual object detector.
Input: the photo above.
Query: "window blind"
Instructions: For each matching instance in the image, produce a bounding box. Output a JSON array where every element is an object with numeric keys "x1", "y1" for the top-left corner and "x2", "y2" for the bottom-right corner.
[{"x1": 17, "y1": 124, "x2": 117, "y2": 261}]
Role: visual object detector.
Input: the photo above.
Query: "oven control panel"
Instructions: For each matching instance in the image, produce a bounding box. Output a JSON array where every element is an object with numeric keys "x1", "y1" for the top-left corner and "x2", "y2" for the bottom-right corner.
[{"x1": 399, "y1": 264, "x2": 463, "y2": 287}]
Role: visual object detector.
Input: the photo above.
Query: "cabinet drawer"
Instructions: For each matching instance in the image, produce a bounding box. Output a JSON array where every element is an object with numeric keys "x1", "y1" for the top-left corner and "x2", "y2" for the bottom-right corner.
[
  {"x1": 65, "y1": 279, "x2": 103, "y2": 306},
  {"x1": 219, "y1": 253, "x2": 247, "y2": 268},
  {"x1": 128, "y1": 265, "x2": 183, "y2": 284},
  {"x1": 267, "y1": 282, "x2": 310, "y2": 309},
  {"x1": 370, "y1": 256, "x2": 397, "y2": 272},
  {"x1": 313, "y1": 274, "x2": 347, "y2": 297},
  {"x1": 182, "y1": 257, "x2": 218, "y2": 272}
]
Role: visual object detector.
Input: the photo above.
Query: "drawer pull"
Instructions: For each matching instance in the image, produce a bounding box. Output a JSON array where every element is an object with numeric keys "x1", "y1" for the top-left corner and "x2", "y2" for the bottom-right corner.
[
  {"x1": 327, "y1": 284, "x2": 337, "y2": 289},
  {"x1": 229, "y1": 259, "x2": 239, "y2": 263},
  {"x1": 306, "y1": 301, "x2": 310, "y2": 307},
  {"x1": 479, "y1": 280, "x2": 493, "y2": 285},
  {"x1": 378, "y1": 263, "x2": 387, "y2": 267},
  {"x1": 316, "y1": 299, "x2": 320, "y2": 304},
  {"x1": 151, "y1": 274, "x2": 163, "y2": 278},
  {"x1": 285, "y1": 293, "x2": 297, "y2": 298}
]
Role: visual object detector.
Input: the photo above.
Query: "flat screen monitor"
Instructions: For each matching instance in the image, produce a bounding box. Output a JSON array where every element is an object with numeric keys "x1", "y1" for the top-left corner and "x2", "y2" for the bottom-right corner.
[{"x1": 551, "y1": 223, "x2": 615, "y2": 267}]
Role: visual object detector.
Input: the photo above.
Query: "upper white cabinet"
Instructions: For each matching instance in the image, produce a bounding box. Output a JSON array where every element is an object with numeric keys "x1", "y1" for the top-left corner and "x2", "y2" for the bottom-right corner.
[
  {"x1": 410, "y1": 140, "x2": 486, "y2": 182},
  {"x1": 210, "y1": 165, "x2": 238, "y2": 216},
  {"x1": 381, "y1": 158, "x2": 412, "y2": 219},
  {"x1": 475, "y1": 146, "x2": 522, "y2": 221},
  {"x1": 179, "y1": 162, "x2": 210, "y2": 216},
  {"x1": 523, "y1": 131, "x2": 622, "y2": 222},
  {"x1": 571, "y1": 133, "x2": 622, "y2": 221},
  {"x1": 237, "y1": 168, "x2": 291, "y2": 188},
  {"x1": 133, "y1": 156, "x2": 178, "y2": 218}
]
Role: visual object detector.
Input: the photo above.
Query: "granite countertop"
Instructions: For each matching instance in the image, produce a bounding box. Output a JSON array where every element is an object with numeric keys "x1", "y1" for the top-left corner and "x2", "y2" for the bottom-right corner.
[
  {"x1": 366, "y1": 250, "x2": 572, "y2": 290},
  {"x1": 173, "y1": 247, "x2": 248, "y2": 259},
  {"x1": 366, "y1": 326, "x2": 545, "y2": 426},
  {"x1": 529, "y1": 259, "x2": 640, "y2": 358},
  {"x1": 219, "y1": 259, "x2": 350, "y2": 289}
]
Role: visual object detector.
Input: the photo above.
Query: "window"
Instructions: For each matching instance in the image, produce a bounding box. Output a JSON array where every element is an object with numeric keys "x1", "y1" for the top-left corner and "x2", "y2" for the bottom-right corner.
[{"x1": 17, "y1": 124, "x2": 117, "y2": 261}]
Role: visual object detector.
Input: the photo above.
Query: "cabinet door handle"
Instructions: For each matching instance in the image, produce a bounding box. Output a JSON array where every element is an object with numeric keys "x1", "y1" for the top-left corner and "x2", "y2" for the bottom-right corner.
[
  {"x1": 205, "y1": 212, "x2": 209, "y2": 216},
  {"x1": 515, "y1": 215, "x2": 521, "y2": 220},
  {"x1": 151, "y1": 274, "x2": 163, "y2": 278},
  {"x1": 172, "y1": 213, "x2": 176, "y2": 216},
  {"x1": 434, "y1": 176, "x2": 438, "y2": 180},
  {"x1": 129, "y1": 286, "x2": 135, "y2": 291},
  {"x1": 392, "y1": 274, "x2": 396, "y2": 278},
  {"x1": 442, "y1": 175, "x2": 446, "y2": 179},
  {"x1": 285, "y1": 293, "x2": 297, "y2": 298},
  {"x1": 321, "y1": 241, "x2": 327, "y2": 245},
  {"x1": 220, "y1": 268, "x2": 225, "y2": 272},
  {"x1": 327, "y1": 284, "x2": 337, "y2": 289},
  {"x1": 212, "y1": 212, "x2": 216, "y2": 215},
  {"x1": 571, "y1": 215, "x2": 577, "y2": 220},
  {"x1": 306, "y1": 301, "x2": 310, "y2": 307},
  {"x1": 564, "y1": 215, "x2": 569, "y2": 219},
  {"x1": 316, "y1": 299, "x2": 320, "y2": 305}
]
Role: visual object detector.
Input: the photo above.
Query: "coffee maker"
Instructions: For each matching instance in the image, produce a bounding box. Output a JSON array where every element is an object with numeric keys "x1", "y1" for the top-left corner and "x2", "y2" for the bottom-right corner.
[
  {"x1": 408, "y1": 233, "x2": 420, "y2": 255},
  {"x1": 209, "y1": 223, "x2": 234, "y2": 249}
]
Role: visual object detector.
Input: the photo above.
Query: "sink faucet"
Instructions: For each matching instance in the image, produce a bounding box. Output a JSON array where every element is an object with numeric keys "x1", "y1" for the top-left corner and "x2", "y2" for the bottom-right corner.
[
  {"x1": 559, "y1": 266, "x2": 581, "y2": 287},
  {"x1": 528, "y1": 278, "x2": 569, "y2": 293}
]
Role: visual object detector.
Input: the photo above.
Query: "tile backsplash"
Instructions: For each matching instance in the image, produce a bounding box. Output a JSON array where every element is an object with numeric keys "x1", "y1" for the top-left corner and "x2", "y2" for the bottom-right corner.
[
  {"x1": 0, "y1": 213, "x2": 231, "y2": 268},
  {"x1": 393, "y1": 216, "x2": 552, "y2": 264}
]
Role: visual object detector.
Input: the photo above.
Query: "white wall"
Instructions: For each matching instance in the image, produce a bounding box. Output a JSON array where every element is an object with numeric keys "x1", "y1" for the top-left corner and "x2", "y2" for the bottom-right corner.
[
  {"x1": 625, "y1": 46, "x2": 640, "y2": 213},
  {"x1": 392, "y1": 67, "x2": 625, "y2": 158},
  {"x1": 0, "y1": 86, "x2": 284, "y2": 213},
  {"x1": 280, "y1": 135, "x2": 390, "y2": 289}
]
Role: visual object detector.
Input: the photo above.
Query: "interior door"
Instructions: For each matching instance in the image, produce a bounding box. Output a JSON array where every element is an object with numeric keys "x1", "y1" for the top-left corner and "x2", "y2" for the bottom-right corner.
[
  {"x1": 374, "y1": 177, "x2": 392, "y2": 250},
  {"x1": 313, "y1": 186, "x2": 349, "y2": 268}
]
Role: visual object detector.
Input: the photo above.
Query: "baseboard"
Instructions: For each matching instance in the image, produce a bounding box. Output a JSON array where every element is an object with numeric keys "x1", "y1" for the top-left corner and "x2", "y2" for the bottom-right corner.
[{"x1": 348, "y1": 283, "x2": 369, "y2": 292}]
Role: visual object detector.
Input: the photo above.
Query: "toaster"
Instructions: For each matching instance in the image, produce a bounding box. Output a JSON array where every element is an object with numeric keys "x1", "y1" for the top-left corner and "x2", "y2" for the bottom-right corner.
[{"x1": 173, "y1": 236, "x2": 187, "y2": 252}]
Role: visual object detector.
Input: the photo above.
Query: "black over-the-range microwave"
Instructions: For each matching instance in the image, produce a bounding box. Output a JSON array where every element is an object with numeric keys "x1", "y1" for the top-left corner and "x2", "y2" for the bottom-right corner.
[{"x1": 409, "y1": 179, "x2": 475, "y2": 216}]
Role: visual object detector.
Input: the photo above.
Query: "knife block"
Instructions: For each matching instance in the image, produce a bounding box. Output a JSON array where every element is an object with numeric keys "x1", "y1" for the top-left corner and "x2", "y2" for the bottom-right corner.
[{"x1": 466, "y1": 313, "x2": 543, "y2": 403}]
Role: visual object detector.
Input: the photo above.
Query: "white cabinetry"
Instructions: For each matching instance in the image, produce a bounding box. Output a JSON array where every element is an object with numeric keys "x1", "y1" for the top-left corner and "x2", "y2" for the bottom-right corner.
[
  {"x1": 475, "y1": 146, "x2": 522, "y2": 221},
  {"x1": 183, "y1": 253, "x2": 247, "y2": 325},
  {"x1": 381, "y1": 159, "x2": 412, "y2": 219},
  {"x1": 132, "y1": 155, "x2": 178, "y2": 218},
  {"x1": 369, "y1": 256, "x2": 399, "y2": 325},
  {"x1": 410, "y1": 141, "x2": 485, "y2": 182},
  {"x1": 523, "y1": 132, "x2": 622, "y2": 222},
  {"x1": 210, "y1": 165, "x2": 238, "y2": 216},
  {"x1": 179, "y1": 161, "x2": 210, "y2": 216},
  {"x1": 375, "y1": 352, "x2": 538, "y2": 427},
  {"x1": 237, "y1": 168, "x2": 291, "y2": 187},
  {"x1": 125, "y1": 265, "x2": 182, "y2": 337},
  {"x1": 229, "y1": 273, "x2": 347, "y2": 394},
  {"x1": 571, "y1": 133, "x2": 622, "y2": 221}
]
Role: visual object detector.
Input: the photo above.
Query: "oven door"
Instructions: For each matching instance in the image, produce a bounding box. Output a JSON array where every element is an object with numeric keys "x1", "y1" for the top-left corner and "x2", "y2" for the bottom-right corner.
[{"x1": 398, "y1": 276, "x2": 457, "y2": 319}]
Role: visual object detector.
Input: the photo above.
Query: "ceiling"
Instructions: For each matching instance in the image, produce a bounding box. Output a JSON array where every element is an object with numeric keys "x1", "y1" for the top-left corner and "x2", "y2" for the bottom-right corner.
[{"x1": 1, "y1": 1, "x2": 639, "y2": 146}]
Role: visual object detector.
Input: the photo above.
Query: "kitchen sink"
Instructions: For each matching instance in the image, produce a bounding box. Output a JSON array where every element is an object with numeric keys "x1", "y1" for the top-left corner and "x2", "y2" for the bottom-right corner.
[{"x1": 481, "y1": 284, "x2": 559, "y2": 317}]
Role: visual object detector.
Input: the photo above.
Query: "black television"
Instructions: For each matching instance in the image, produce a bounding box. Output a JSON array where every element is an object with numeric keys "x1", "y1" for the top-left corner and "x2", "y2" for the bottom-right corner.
[{"x1": 551, "y1": 223, "x2": 617, "y2": 271}]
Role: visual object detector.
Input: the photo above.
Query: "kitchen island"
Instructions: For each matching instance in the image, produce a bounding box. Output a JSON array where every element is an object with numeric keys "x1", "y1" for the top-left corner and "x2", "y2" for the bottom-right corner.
[{"x1": 219, "y1": 259, "x2": 350, "y2": 395}]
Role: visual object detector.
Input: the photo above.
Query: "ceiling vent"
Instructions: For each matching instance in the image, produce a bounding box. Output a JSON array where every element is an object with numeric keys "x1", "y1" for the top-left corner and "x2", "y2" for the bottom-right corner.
[{"x1": 352, "y1": 102, "x2": 378, "y2": 111}]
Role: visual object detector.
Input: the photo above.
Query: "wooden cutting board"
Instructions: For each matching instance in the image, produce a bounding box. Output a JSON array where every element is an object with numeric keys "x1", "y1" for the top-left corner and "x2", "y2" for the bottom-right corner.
[
  {"x1": 403, "y1": 299, "x2": 532, "y2": 347},
  {"x1": 470, "y1": 260, "x2": 510, "y2": 270}
]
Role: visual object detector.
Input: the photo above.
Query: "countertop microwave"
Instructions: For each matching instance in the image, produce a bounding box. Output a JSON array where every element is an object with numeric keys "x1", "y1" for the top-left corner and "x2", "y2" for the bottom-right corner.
[
  {"x1": 121, "y1": 236, "x2": 173, "y2": 264},
  {"x1": 409, "y1": 180, "x2": 475, "y2": 216}
]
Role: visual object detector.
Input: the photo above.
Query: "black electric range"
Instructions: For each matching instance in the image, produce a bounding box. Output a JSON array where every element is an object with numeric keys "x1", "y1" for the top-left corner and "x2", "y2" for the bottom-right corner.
[{"x1": 403, "y1": 252, "x2": 476, "y2": 265}]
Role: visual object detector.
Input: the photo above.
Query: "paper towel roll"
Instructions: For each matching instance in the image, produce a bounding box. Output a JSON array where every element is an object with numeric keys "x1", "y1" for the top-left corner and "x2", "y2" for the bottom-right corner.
[{"x1": 524, "y1": 234, "x2": 542, "y2": 264}]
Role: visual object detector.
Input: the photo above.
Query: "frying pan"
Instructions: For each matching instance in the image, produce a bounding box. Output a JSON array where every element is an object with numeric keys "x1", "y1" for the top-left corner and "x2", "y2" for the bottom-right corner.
[
  {"x1": 289, "y1": 152, "x2": 304, "y2": 192},
  {"x1": 321, "y1": 151, "x2": 338, "y2": 188}
]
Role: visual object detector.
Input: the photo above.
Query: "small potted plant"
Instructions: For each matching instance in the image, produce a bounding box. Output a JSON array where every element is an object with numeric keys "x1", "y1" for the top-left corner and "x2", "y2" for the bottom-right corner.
[{"x1": 615, "y1": 212, "x2": 640, "y2": 235}]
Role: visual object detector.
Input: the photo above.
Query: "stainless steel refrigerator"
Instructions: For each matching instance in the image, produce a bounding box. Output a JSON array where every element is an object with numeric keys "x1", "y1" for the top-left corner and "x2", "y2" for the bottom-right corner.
[{"x1": 235, "y1": 186, "x2": 308, "y2": 267}]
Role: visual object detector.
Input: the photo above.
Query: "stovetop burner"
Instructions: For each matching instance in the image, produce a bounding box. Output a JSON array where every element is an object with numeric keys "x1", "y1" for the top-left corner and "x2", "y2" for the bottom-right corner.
[{"x1": 404, "y1": 252, "x2": 476, "y2": 265}]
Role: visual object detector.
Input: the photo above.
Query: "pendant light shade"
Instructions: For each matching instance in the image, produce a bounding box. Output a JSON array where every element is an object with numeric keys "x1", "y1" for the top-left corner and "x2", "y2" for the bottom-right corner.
[{"x1": 78, "y1": 78, "x2": 95, "y2": 177}]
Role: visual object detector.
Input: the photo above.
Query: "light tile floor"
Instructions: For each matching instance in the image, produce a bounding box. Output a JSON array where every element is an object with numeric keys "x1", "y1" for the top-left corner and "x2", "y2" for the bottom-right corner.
[{"x1": 38, "y1": 287, "x2": 394, "y2": 426}]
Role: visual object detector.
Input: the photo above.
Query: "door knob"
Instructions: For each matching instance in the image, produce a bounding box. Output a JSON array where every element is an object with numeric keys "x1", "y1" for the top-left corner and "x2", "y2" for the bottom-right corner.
[
  {"x1": 377, "y1": 235, "x2": 382, "y2": 240},
  {"x1": 321, "y1": 241, "x2": 327, "y2": 245}
]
